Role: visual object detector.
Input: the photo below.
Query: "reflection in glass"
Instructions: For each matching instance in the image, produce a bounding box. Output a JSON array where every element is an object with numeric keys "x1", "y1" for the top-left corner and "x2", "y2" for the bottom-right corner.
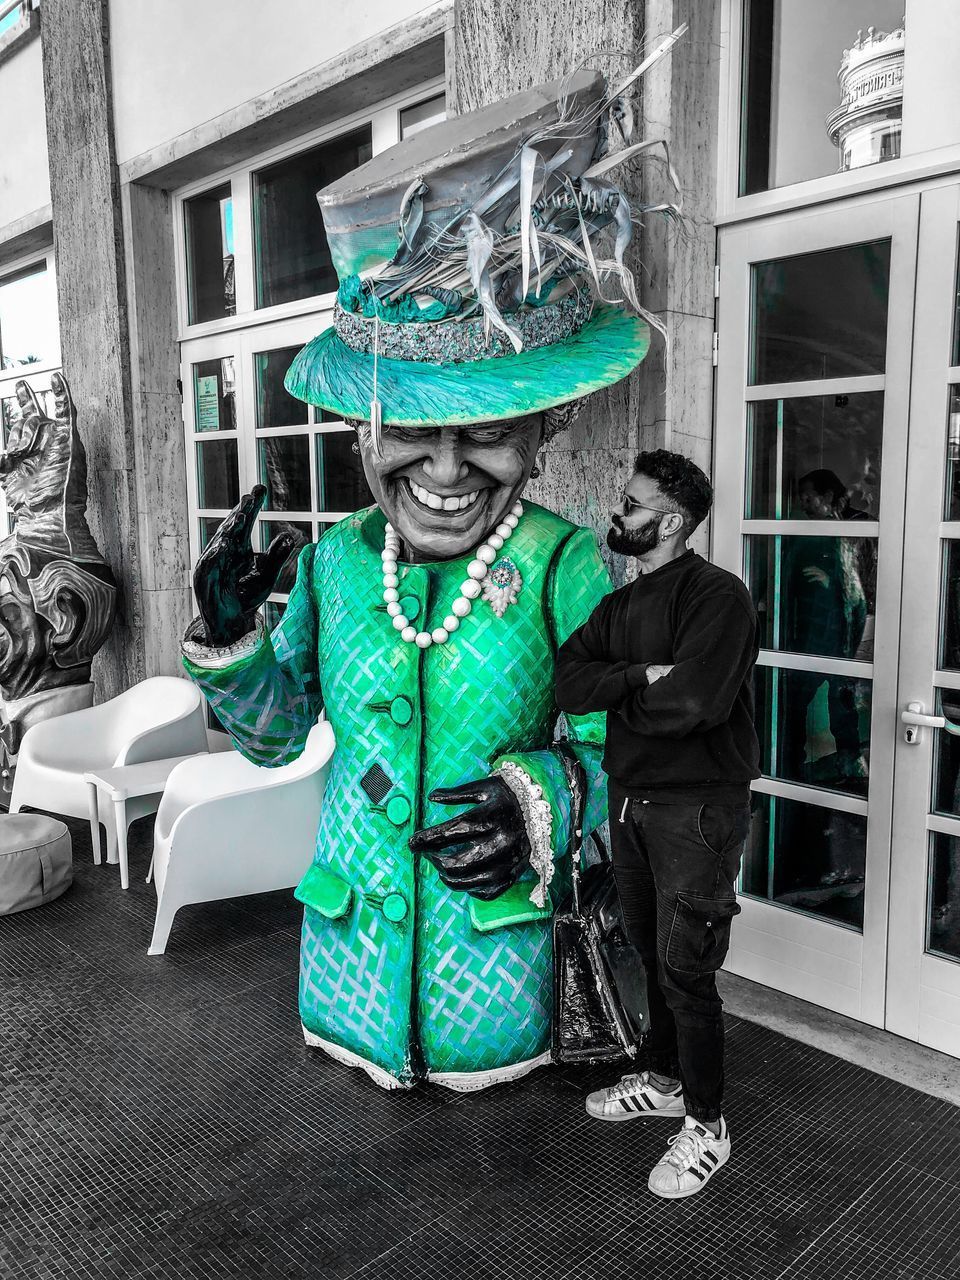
[
  {"x1": 752, "y1": 242, "x2": 890, "y2": 384},
  {"x1": 940, "y1": 543, "x2": 960, "y2": 671},
  {"x1": 193, "y1": 359, "x2": 236, "y2": 433},
  {"x1": 746, "y1": 534, "x2": 877, "y2": 660},
  {"x1": 929, "y1": 833, "x2": 960, "y2": 962},
  {"x1": 400, "y1": 94, "x2": 447, "y2": 139},
  {"x1": 185, "y1": 184, "x2": 235, "y2": 324},
  {"x1": 254, "y1": 127, "x2": 372, "y2": 308},
  {"x1": 196, "y1": 439, "x2": 239, "y2": 510},
  {"x1": 932, "y1": 692, "x2": 960, "y2": 818},
  {"x1": 198, "y1": 516, "x2": 225, "y2": 550},
  {"x1": 260, "y1": 519, "x2": 311, "y2": 593},
  {"x1": 739, "y1": 0, "x2": 904, "y2": 195},
  {"x1": 945, "y1": 387, "x2": 960, "y2": 520},
  {"x1": 755, "y1": 665, "x2": 870, "y2": 796},
  {"x1": 316, "y1": 432, "x2": 373, "y2": 511},
  {"x1": 255, "y1": 347, "x2": 307, "y2": 430},
  {"x1": 742, "y1": 791, "x2": 866, "y2": 929},
  {"x1": 258, "y1": 435, "x2": 310, "y2": 512},
  {"x1": 0, "y1": 262, "x2": 59, "y2": 369},
  {"x1": 746, "y1": 393, "x2": 883, "y2": 520},
  {"x1": 265, "y1": 600, "x2": 287, "y2": 631}
]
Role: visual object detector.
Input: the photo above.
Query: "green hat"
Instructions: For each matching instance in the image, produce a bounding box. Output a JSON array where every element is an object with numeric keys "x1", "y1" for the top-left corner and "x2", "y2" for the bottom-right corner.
[{"x1": 286, "y1": 37, "x2": 686, "y2": 426}]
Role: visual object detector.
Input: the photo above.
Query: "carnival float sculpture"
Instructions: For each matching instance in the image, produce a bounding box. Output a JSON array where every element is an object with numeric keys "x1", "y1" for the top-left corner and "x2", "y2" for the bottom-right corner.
[
  {"x1": 0, "y1": 375, "x2": 117, "y2": 779},
  {"x1": 182, "y1": 37, "x2": 682, "y2": 1090}
]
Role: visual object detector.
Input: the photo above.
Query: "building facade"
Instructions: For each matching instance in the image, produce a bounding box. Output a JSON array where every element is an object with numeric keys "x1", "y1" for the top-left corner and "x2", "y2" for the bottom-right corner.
[{"x1": 2, "y1": 0, "x2": 960, "y2": 1062}]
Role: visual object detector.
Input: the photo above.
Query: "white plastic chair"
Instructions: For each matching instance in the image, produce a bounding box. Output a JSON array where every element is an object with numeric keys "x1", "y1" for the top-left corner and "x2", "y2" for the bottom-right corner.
[
  {"x1": 10, "y1": 676, "x2": 209, "y2": 865},
  {"x1": 147, "y1": 720, "x2": 334, "y2": 955}
]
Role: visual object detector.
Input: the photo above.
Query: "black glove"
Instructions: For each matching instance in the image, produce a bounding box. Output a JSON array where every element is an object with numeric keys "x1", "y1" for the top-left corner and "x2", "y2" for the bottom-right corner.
[
  {"x1": 192, "y1": 485, "x2": 297, "y2": 647},
  {"x1": 409, "y1": 775, "x2": 531, "y2": 901}
]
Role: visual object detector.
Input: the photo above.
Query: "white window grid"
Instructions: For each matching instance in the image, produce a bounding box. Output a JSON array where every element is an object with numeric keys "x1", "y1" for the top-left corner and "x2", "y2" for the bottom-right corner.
[
  {"x1": 717, "y1": 0, "x2": 960, "y2": 225},
  {"x1": 174, "y1": 78, "x2": 445, "y2": 617}
]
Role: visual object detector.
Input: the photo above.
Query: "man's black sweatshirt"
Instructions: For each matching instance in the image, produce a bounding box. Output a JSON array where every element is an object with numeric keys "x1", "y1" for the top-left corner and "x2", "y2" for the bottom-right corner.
[{"x1": 555, "y1": 550, "x2": 761, "y2": 804}]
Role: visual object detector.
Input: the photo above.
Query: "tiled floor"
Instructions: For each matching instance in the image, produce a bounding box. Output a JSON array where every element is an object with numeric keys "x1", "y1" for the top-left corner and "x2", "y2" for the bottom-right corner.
[{"x1": 2, "y1": 813, "x2": 960, "y2": 1280}]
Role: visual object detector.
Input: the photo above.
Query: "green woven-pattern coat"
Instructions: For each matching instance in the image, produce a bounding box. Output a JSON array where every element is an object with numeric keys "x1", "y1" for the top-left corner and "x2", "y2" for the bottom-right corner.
[{"x1": 183, "y1": 502, "x2": 610, "y2": 1083}]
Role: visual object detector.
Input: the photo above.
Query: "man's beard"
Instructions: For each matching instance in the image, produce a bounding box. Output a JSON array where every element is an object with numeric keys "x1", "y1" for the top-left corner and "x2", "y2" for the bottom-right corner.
[{"x1": 607, "y1": 516, "x2": 660, "y2": 556}]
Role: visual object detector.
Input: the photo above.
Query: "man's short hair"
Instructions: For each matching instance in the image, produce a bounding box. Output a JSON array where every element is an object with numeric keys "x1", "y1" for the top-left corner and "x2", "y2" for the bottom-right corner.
[{"x1": 634, "y1": 449, "x2": 713, "y2": 536}]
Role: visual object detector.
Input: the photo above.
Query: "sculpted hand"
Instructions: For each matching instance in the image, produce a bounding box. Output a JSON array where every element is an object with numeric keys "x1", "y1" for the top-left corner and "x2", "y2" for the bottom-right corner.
[
  {"x1": 646, "y1": 663, "x2": 673, "y2": 685},
  {"x1": 409, "y1": 776, "x2": 531, "y2": 901},
  {"x1": 193, "y1": 485, "x2": 297, "y2": 647}
]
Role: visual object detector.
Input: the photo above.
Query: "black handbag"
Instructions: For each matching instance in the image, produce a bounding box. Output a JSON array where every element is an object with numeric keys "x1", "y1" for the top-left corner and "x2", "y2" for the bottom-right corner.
[{"x1": 552, "y1": 742, "x2": 649, "y2": 1066}]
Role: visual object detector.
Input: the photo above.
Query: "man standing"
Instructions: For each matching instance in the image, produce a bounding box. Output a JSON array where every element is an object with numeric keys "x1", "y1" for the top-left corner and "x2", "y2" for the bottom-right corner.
[{"x1": 555, "y1": 449, "x2": 760, "y2": 1198}]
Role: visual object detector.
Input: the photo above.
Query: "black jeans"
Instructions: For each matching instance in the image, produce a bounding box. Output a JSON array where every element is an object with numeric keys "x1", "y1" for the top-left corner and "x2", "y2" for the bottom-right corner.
[{"x1": 608, "y1": 780, "x2": 750, "y2": 1123}]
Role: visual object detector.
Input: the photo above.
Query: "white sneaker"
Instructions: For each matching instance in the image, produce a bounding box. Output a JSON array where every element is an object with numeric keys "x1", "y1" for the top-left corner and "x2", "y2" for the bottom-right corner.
[
  {"x1": 647, "y1": 1116, "x2": 730, "y2": 1199},
  {"x1": 585, "y1": 1070, "x2": 685, "y2": 1121}
]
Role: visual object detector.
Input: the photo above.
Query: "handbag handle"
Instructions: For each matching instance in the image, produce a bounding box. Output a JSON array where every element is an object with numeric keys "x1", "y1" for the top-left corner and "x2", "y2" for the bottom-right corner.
[{"x1": 554, "y1": 740, "x2": 588, "y2": 916}]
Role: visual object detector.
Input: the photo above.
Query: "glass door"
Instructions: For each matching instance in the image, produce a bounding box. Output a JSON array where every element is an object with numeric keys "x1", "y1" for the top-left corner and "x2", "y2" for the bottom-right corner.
[
  {"x1": 714, "y1": 195, "x2": 919, "y2": 1025},
  {"x1": 887, "y1": 183, "x2": 960, "y2": 1057}
]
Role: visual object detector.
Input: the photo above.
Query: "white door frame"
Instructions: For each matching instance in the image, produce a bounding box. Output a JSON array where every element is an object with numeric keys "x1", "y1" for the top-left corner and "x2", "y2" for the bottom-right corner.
[
  {"x1": 887, "y1": 182, "x2": 960, "y2": 1056},
  {"x1": 714, "y1": 193, "x2": 921, "y2": 1024}
]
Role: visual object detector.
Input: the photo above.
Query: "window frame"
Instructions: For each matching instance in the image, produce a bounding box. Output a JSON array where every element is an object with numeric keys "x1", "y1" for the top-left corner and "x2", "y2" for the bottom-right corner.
[
  {"x1": 172, "y1": 78, "x2": 445, "y2": 343},
  {"x1": 174, "y1": 79, "x2": 445, "y2": 620},
  {"x1": 717, "y1": 0, "x2": 960, "y2": 225},
  {"x1": 0, "y1": 246, "x2": 61, "y2": 537}
]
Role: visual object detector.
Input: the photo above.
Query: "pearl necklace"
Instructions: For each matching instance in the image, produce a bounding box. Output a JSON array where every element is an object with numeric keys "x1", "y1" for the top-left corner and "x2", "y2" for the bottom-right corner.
[{"x1": 382, "y1": 501, "x2": 523, "y2": 648}]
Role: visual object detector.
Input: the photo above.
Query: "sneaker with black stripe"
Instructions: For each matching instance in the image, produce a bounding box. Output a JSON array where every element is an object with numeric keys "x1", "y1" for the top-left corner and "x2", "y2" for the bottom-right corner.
[
  {"x1": 585, "y1": 1070, "x2": 685, "y2": 1121},
  {"x1": 647, "y1": 1116, "x2": 730, "y2": 1199}
]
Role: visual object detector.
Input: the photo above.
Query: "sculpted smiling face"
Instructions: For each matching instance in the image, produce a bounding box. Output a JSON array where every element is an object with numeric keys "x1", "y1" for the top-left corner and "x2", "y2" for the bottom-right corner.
[{"x1": 359, "y1": 415, "x2": 542, "y2": 561}]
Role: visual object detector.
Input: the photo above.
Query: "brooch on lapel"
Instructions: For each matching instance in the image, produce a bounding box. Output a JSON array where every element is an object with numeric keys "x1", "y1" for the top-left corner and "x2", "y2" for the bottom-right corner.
[{"x1": 482, "y1": 557, "x2": 522, "y2": 618}]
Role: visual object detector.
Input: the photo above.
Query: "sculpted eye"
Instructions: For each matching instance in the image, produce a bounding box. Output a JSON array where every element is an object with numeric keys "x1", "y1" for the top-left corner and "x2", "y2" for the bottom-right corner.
[
  {"x1": 383, "y1": 425, "x2": 437, "y2": 444},
  {"x1": 464, "y1": 426, "x2": 513, "y2": 444}
]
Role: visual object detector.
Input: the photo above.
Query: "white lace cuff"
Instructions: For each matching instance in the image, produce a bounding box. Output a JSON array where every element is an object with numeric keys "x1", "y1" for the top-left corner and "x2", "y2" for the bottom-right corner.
[
  {"x1": 181, "y1": 616, "x2": 265, "y2": 670},
  {"x1": 496, "y1": 761, "x2": 554, "y2": 908}
]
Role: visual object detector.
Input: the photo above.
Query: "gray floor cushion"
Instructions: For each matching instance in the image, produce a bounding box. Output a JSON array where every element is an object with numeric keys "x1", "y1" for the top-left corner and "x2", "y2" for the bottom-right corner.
[{"x1": 0, "y1": 814, "x2": 72, "y2": 914}]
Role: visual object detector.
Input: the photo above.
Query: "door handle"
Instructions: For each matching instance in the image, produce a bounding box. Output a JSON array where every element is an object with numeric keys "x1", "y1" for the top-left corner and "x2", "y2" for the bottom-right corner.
[{"x1": 900, "y1": 701, "x2": 960, "y2": 744}]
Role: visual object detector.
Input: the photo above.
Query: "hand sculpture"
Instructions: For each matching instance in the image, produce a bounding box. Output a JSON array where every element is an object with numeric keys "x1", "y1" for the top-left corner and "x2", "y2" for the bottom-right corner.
[
  {"x1": 192, "y1": 485, "x2": 297, "y2": 647},
  {"x1": 409, "y1": 776, "x2": 530, "y2": 900}
]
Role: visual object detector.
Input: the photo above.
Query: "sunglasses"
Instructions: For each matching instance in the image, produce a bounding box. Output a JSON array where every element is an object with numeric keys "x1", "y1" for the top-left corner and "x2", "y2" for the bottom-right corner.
[{"x1": 620, "y1": 495, "x2": 675, "y2": 517}]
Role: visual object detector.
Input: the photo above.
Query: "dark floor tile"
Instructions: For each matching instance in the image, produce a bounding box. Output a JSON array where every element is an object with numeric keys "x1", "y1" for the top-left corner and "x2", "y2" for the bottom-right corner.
[
  {"x1": 349, "y1": 1221, "x2": 508, "y2": 1280},
  {"x1": 777, "y1": 1159, "x2": 960, "y2": 1280},
  {"x1": 4, "y1": 812, "x2": 960, "y2": 1280}
]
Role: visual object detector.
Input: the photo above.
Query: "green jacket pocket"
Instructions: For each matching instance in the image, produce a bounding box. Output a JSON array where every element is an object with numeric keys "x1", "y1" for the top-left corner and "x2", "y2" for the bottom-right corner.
[
  {"x1": 295, "y1": 864, "x2": 353, "y2": 919},
  {"x1": 469, "y1": 880, "x2": 552, "y2": 933}
]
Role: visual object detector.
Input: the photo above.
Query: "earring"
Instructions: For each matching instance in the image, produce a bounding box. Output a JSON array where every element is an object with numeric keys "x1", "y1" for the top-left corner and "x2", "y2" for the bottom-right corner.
[{"x1": 351, "y1": 441, "x2": 360, "y2": 455}]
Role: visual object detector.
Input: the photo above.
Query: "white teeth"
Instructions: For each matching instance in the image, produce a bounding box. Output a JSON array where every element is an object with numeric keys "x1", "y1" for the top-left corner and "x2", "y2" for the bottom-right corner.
[{"x1": 408, "y1": 481, "x2": 481, "y2": 511}]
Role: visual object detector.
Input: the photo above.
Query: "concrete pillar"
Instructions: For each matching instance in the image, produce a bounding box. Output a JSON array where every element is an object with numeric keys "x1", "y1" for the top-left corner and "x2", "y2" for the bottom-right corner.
[
  {"x1": 39, "y1": 0, "x2": 193, "y2": 696},
  {"x1": 638, "y1": 0, "x2": 721, "y2": 557},
  {"x1": 449, "y1": 0, "x2": 720, "y2": 567},
  {"x1": 39, "y1": 0, "x2": 142, "y2": 697}
]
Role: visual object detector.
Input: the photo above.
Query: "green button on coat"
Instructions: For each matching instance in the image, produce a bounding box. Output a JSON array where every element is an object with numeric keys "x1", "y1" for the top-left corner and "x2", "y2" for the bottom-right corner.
[
  {"x1": 382, "y1": 892, "x2": 409, "y2": 923},
  {"x1": 390, "y1": 696, "x2": 413, "y2": 726},
  {"x1": 399, "y1": 595, "x2": 420, "y2": 620},
  {"x1": 385, "y1": 794, "x2": 412, "y2": 826}
]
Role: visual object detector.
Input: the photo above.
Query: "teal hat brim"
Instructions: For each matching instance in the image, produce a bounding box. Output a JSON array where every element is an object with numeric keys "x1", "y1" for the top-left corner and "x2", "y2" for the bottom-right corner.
[{"x1": 284, "y1": 304, "x2": 649, "y2": 426}]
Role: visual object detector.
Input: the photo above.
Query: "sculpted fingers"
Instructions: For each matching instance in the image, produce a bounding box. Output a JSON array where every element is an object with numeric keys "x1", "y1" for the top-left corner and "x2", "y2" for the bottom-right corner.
[
  {"x1": 14, "y1": 380, "x2": 44, "y2": 423},
  {"x1": 50, "y1": 373, "x2": 75, "y2": 425},
  {"x1": 428, "y1": 779, "x2": 496, "y2": 808},
  {"x1": 409, "y1": 811, "x2": 494, "y2": 854},
  {"x1": 254, "y1": 530, "x2": 299, "y2": 594}
]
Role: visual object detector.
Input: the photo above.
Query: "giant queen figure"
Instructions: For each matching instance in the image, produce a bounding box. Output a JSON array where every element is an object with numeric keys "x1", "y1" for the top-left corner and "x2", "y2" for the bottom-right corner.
[{"x1": 182, "y1": 56, "x2": 678, "y2": 1090}]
